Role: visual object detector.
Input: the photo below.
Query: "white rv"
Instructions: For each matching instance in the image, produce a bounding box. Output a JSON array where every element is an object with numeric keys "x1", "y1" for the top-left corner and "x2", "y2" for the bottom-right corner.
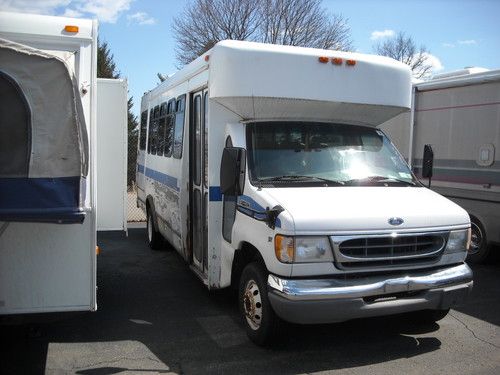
[
  {"x1": 381, "y1": 69, "x2": 500, "y2": 263},
  {"x1": 0, "y1": 12, "x2": 97, "y2": 314},
  {"x1": 137, "y1": 41, "x2": 473, "y2": 345}
]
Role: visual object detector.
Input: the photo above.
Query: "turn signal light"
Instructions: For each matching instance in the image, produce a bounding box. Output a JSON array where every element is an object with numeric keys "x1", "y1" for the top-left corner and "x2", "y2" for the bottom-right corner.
[{"x1": 64, "y1": 25, "x2": 79, "y2": 33}]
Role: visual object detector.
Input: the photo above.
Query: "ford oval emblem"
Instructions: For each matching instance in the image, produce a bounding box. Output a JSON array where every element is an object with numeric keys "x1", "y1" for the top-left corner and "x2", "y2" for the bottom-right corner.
[{"x1": 388, "y1": 217, "x2": 404, "y2": 226}]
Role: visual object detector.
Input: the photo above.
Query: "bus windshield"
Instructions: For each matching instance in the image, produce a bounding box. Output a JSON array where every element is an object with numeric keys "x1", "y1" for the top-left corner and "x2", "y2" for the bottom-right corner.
[{"x1": 246, "y1": 122, "x2": 416, "y2": 187}]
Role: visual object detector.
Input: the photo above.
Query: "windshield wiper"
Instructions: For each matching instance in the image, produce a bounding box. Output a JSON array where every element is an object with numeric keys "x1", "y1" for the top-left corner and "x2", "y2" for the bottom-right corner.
[
  {"x1": 258, "y1": 175, "x2": 345, "y2": 186},
  {"x1": 344, "y1": 175, "x2": 416, "y2": 186}
]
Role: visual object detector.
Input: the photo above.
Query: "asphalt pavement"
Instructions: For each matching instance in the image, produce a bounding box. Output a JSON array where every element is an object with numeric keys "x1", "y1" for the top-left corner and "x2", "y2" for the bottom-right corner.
[{"x1": 1, "y1": 228, "x2": 499, "y2": 374}]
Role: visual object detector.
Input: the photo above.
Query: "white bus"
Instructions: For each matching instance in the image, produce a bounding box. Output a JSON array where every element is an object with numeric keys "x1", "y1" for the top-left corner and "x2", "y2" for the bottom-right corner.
[
  {"x1": 0, "y1": 12, "x2": 97, "y2": 315},
  {"x1": 137, "y1": 41, "x2": 473, "y2": 345}
]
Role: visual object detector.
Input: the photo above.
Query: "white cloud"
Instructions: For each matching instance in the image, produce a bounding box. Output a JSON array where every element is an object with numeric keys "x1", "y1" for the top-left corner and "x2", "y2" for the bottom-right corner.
[
  {"x1": 0, "y1": 0, "x2": 132, "y2": 23},
  {"x1": 458, "y1": 39, "x2": 477, "y2": 45},
  {"x1": 127, "y1": 11, "x2": 156, "y2": 26},
  {"x1": 0, "y1": 0, "x2": 71, "y2": 14},
  {"x1": 370, "y1": 29, "x2": 395, "y2": 40},
  {"x1": 442, "y1": 42, "x2": 455, "y2": 48},
  {"x1": 422, "y1": 52, "x2": 444, "y2": 72},
  {"x1": 62, "y1": 8, "x2": 83, "y2": 18}
]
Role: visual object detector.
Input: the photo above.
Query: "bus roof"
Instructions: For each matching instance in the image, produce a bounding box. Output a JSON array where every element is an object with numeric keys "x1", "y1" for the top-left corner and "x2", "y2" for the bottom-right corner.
[{"x1": 146, "y1": 40, "x2": 412, "y2": 126}]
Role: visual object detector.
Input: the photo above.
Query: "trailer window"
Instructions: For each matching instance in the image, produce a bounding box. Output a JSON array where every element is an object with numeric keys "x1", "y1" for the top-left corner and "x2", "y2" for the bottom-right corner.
[
  {"x1": 173, "y1": 95, "x2": 186, "y2": 159},
  {"x1": 139, "y1": 111, "x2": 147, "y2": 151}
]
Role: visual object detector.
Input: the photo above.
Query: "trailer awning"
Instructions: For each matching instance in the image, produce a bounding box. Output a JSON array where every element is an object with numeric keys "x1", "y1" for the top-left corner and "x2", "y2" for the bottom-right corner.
[{"x1": 0, "y1": 38, "x2": 88, "y2": 223}]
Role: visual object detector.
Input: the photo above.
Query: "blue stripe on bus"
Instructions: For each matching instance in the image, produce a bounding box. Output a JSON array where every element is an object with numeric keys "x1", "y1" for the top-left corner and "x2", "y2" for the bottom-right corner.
[
  {"x1": 209, "y1": 186, "x2": 222, "y2": 201},
  {"x1": 137, "y1": 164, "x2": 179, "y2": 191}
]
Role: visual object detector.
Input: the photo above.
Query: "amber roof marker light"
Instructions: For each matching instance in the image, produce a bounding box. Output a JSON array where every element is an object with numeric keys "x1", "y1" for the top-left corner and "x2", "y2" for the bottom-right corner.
[
  {"x1": 318, "y1": 56, "x2": 329, "y2": 63},
  {"x1": 346, "y1": 59, "x2": 357, "y2": 66},
  {"x1": 64, "y1": 25, "x2": 79, "y2": 33}
]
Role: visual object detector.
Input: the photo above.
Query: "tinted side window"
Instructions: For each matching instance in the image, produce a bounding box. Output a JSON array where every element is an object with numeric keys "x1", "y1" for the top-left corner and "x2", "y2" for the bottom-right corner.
[
  {"x1": 164, "y1": 99, "x2": 176, "y2": 157},
  {"x1": 173, "y1": 95, "x2": 186, "y2": 159},
  {"x1": 139, "y1": 110, "x2": 147, "y2": 151},
  {"x1": 147, "y1": 108, "x2": 154, "y2": 154},
  {"x1": 157, "y1": 103, "x2": 167, "y2": 156}
]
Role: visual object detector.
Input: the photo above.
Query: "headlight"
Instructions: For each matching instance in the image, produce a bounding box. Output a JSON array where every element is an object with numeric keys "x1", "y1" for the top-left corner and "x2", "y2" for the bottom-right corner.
[
  {"x1": 275, "y1": 235, "x2": 333, "y2": 263},
  {"x1": 444, "y1": 229, "x2": 471, "y2": 254}
]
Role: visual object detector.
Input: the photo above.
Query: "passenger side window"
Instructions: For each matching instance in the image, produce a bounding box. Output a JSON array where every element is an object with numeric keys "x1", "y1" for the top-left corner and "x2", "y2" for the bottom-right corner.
[
  {"x1": 139, "y1": 111, "x2": 147, "y2": 151},
  {"x1": 157, "y1": 103, "x2": 167, "y2": 156},
  {"x1": 147, "y1": 108, "x2": 154, "y2": 154},
  {"x1": 173, "y1": 95, "x2": 186, "y2": 159},
  {"x1": 164, "y1": 99, "x2": 176, "y2": 157}
]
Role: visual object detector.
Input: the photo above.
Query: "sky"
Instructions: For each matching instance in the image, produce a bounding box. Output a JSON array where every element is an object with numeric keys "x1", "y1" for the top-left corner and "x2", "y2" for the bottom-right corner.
[{"x1": 1, "y1": 0, "x2": 499, "y2": 117}]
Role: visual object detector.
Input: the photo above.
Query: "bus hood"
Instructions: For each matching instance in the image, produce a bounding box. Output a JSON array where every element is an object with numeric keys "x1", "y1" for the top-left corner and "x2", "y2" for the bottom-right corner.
[{"x1": 263, "y1": 186, "x2": 470, "y2": 233}]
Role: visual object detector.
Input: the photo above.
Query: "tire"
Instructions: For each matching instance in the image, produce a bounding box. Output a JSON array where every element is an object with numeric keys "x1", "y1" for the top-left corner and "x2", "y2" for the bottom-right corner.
[
  {"x1": 147, "y1": 208, "x2": 162, "y2": 250},
  {"x1": 411, "y1": 309, "x2": 450, "y2": 324},
  {"x1": 239, "y1": 262, "x2": 281, "y2": 346},
  {"x1": 467, "y1": 217, "x2": 490, "y2": 263}
]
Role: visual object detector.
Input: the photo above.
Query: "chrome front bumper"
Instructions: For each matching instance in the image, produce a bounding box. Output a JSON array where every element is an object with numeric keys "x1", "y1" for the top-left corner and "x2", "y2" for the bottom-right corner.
[{"x1": 267, "y1": 264, "x2": 473, "y2": 324}]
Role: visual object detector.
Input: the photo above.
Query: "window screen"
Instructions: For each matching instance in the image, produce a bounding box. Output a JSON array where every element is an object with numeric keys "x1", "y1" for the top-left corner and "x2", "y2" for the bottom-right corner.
[{"x1": 0, "y1": 71, "x2": 31, "y2": 177}]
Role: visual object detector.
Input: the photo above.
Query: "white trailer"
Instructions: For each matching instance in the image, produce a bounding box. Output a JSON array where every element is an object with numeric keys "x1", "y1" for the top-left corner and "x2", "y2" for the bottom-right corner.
[
  {"x1": 137, "y1": 41, "x2": 473, "y2": 345},
  {"x1": 0, "y1": 12, "x2": 97, "y2": 314},
  {"x1": 381, "y1": 69, "x2": 500, "y2": 262},
  {"x1": 96, "y1": 78, "x2": 128, "y2": 232}
]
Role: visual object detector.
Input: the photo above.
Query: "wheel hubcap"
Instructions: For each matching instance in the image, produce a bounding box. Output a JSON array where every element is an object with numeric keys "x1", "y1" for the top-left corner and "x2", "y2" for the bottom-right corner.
[
  {"x1": 469, "y1": 222, "x2": 483, "y2": 255},
  {"x1": 243, "y1": 280, "x2": 262, "y2": 330}
]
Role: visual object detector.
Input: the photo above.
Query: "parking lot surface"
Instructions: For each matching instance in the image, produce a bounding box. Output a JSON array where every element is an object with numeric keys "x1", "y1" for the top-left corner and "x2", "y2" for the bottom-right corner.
[{"x1": 1, "y1": 229, "x2": 500, "y2": 374}]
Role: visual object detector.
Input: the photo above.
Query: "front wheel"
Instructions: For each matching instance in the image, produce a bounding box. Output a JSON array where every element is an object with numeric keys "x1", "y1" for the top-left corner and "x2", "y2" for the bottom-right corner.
[
  {"x1": 147, "y1": 209, "x2": 162, "y2": 250},
  {"x1": 467, "y1": 217, "x2": 490, "y2": 263},
  {"x1": 239, "y1": 262, "x2": 282, "y2": 346}
]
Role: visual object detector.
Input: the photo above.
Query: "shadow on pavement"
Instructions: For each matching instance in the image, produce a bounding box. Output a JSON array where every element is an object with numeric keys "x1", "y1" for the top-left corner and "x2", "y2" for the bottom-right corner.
[{"x1": 1, "y1": 229, "x2": 497, "y2": 374}]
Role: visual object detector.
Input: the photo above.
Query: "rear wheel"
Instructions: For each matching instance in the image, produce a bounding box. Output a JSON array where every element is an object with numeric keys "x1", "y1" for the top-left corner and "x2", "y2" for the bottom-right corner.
[
  {"x1": 239, "y1": 262, "x2": 281, "y2": 346},
  {"x1": 147, "y1": 208, "x2": 162, "y2": 250},
  {"x1": 467, "y1": 217, "x2": 490, "y2": 263}
]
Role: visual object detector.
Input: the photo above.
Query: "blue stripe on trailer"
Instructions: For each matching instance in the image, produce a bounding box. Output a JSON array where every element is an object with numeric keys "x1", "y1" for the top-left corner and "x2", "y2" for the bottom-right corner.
[{"x1": 0, "y1": 176, "x2": 85, "y2": 223}]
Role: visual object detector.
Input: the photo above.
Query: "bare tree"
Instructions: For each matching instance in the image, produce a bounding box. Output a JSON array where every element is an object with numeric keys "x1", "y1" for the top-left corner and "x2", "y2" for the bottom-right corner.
[
  {"x1": 173, "y1": 0, "x2": 261, "y2": 65},
  {"x1": 260, "y1": 0, "x2": 352, "y2": 50},
  {"x1": 374, "y1": 32, "x2": 433, "y2": 79},
  {"x1": 173, "y1": 0, "x2": 352, "y2": 66}
]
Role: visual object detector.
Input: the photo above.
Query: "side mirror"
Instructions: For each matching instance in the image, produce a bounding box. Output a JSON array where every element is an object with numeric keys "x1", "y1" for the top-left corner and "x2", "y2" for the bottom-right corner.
[
  {"x1": 220, "y1": 147, "x2": 246, "y2": 195},
  {"x1": 422, "y1": 144, "x2": 434, "y2": 187}
]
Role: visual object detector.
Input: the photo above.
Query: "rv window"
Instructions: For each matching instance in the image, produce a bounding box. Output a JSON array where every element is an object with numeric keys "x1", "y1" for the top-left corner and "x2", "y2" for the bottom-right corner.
[
  {"x1": 173, "y1": 95, "x2": 186, "y2": 159},
  {"x1": 139, "y1": 111, "x2": 147, "y2": 150}
]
